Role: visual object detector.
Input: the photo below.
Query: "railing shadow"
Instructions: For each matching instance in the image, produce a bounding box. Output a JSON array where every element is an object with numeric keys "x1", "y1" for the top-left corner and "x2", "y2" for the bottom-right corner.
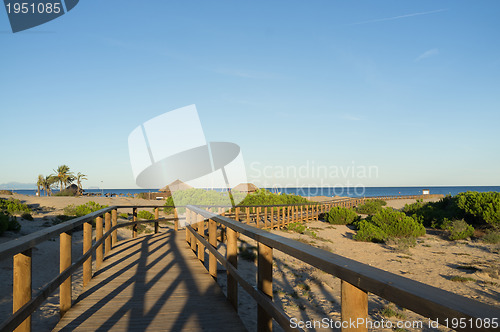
[{"x1": 56, "y1": 229, "x2": 242, "y2": 332}]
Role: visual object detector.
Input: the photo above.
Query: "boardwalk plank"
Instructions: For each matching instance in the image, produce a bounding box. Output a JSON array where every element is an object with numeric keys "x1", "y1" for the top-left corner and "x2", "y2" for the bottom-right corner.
[{"x1": 53, "y1": 231, "x2": 246, "y2": 332}]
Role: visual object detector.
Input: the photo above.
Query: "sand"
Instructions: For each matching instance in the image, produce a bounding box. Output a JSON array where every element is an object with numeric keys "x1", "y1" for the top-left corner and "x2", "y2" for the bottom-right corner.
[{"x1": 0, "y1": 194, "x2": 498, "y2": 331}]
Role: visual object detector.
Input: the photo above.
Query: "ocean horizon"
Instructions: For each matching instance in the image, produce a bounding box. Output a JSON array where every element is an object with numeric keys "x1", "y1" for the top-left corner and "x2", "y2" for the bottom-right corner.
[{"x1": 6, "y1": 186, "x2": 500, "y2": 198}]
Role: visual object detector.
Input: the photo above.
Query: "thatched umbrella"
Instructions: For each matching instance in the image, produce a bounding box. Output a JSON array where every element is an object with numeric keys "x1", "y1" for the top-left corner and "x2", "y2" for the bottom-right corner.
[
  {"x1": 232, "y1": 183, "x2": 258, "y2": 193},
  {"x1": 159, "y1": 179, "x2": 193, "y2": 195}
]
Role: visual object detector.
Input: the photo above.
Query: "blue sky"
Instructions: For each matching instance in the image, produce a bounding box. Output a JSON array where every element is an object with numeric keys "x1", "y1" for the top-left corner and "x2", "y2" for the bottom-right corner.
[{"x1": 1, "y1": 1, "x2": 499, "y2": 188}]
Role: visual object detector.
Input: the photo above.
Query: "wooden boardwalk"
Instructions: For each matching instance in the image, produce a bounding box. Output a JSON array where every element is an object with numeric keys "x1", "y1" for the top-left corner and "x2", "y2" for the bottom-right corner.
[{"x1": 53, "y1": 231, "x2": 246, "y2": 332}]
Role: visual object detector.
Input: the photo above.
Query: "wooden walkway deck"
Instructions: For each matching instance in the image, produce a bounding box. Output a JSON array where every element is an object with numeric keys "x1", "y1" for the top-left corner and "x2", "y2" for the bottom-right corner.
[{"x1": 53, "y1": 231, "x2": 246, "y2": 332}]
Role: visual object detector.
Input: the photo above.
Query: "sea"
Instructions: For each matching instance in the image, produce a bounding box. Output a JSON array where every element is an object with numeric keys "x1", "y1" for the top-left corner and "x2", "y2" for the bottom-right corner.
[{"x1": 7, "y1": 186, "x2": 500, "y2": 198}]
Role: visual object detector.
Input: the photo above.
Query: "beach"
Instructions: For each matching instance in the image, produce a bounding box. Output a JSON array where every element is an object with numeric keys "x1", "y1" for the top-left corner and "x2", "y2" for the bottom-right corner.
[{"x1": 0, "y1": 193, "x2": 499, "y2": 331}]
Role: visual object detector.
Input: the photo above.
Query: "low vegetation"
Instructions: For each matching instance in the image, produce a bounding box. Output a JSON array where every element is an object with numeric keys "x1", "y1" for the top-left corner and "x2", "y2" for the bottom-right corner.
[
  {"x1": 443, "y1": 219, "x2": 474, "y2": 241},
  {"x1": 163, "y1": 188, "x2": 310, "y2": 214},
  {"x1": 482, "y1": 230, "x2": 500, "y2": 244},
  {"x1": 63, "y1": 201, "x2": 108, "y2": 217},
  {"x1": 0, "y1": 212, "x2": 20, "y2": 235},
  {"x1": 137, "y1": 210, "x2": 155, "y2": 220},
  {"x1": 354, "y1": 208, "x2": 425, "y2": 243},
  {"x1": 356, "y1": 199, "x2": 386, "y2": 215},
  {"x1": 287, "y1": 222, "x2": 317, "y2": 237},
  {"x1": 403, "y1": 191, "x2": 500, "y2": 229},
  {"x1": 326, "y1": 206, "x2": 359, "y2": 225},
  {"x1": 0, "y1": 198, "x2": 31, "y2": 215}
]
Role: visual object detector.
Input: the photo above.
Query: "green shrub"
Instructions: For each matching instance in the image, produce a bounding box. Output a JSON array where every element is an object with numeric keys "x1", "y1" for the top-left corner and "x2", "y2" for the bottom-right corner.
[
  {"x1": 127, "y1": 224, "x2": 152, "y2": 234},
  {"x1": 164, "y1": 196, "x2": 175, "y2": 214},
  {"x1": 163, "y1": 189, "x2": 235, "y2": 213},
  {"x1": 326, "y1": 207, "x2": 358, "y2": 225},
  {"x1": 0, "y1": 198, "x2": 31, "y2": 215},
  {"x1": 52, "y1": 215, "x2": 74, "y2": 225},
  {"x1": 239, "y1": 246, "x2": 256, "y2": 261},
  {"x1": 482, "y1": 230, "x2": 500, "y2": 244},
  {"x1": 372, "y1": 208, "x2": 425, "y2": 238},
  {"x1": 287, "y1": 222, "x2": 306, "y2": 233},
  {"x1": 356, "y1": 200, "x2": 386, "y2": 215},
  {"x1": 137, "y1": 210, "x2": 155, "y2": 220},
  {"x1": 354, "y1": 209, "x2": 425, "y2": 243},
  {"x1": 63, "y1": 201, "x2": 108, "y2": 217},
  {"x1": 402, "y1": 195, "x2": 462, "y2": 228},
  {"x1": 21, "y1": 213, "x2": 34, "y2": 221},
  {"x1": 403, "y1": 191, "x2": 500, "y2": 229},
  {"x1": 53, "y1": 189, "x2": 77, "y2": 196},
  {"x1": 0, "y1": 213, "x2": 9, "y2": 235},
  {"x1": 0, "y1": 213, "x2": 20, "y2": 234},
  {"x1": 444, "y1": 219, "x2": 474, "y2": 241},
  {"x1": 0, "y1": 190, "x2": 13, "y2": 195},
  {"x1": 118, "y1": 213, "x2": 129, "y2": 219},
  {"x1": 238, "y1": 189, "x2": 309, "y2": 206},
  {"x1": 8, "y1": 217, "x2": 20, "y2": 232},
  {"x1": 456, "y1": 191, "x2": 500, "y2": 228},
  {"x1": 353, "y1": 220, "x2": 387, "y2": 242},
  {"x1": 286, "y1": 222, "x2": 317, "y2": 237}
]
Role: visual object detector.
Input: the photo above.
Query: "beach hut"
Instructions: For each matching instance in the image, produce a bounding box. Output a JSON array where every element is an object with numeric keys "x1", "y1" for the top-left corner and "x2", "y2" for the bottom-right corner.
[
  {"x1": 233, "y1": 183, "x2": 259, "y2": 193},
  {"x1": 422, "y1": 189, "x2": 430, "y2": 195},
  {"x1": 159, "y1": 179, "x2": 193, "y2": 195}
]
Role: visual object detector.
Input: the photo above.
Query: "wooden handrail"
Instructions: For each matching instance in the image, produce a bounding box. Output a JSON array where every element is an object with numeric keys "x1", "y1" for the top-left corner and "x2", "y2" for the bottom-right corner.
[
  {"x1": 187, "y1": 205, "x2": 499, "y2": 332},
  {"x1": 0, "y1": 212, "x2": 179, "y2": 332}
]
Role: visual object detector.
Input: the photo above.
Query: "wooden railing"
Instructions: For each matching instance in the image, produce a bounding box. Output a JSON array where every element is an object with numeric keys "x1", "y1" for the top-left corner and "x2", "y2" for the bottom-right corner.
[
  {"x1": 0, "y1": 205, "x2": 178, "y2": 332},
  {"x1": 185, "y1": 205, "x2": 499, "y2": 332}
]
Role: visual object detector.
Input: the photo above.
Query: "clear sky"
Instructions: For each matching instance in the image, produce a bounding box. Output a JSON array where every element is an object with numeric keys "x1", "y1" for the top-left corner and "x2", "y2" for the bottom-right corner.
[{"x1": 1, "y1": 1, "x2": 499, "y2": 189}]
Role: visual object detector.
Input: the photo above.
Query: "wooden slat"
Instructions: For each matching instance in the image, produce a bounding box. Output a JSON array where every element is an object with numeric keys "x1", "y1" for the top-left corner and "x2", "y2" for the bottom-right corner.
[{"x1": 53, "y1": 232, "x2": 246, "y2": 332}]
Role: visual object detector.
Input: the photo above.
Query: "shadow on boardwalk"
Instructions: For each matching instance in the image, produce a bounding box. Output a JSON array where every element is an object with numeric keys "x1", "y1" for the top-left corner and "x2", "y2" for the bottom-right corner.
[{"x1": 53, "y1": 231, "x2": 246, "y2": 331}]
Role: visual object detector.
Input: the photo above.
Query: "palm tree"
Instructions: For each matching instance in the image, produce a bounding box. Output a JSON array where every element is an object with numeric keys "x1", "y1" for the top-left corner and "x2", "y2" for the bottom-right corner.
[
  {"x1": 76, "y1": 172, "x2": 87, "y2": 195},
  {"x1": 42, "y1": 175, "x2": 57, "y2": 196},
  {"x1": 52, "y1": 165, "x2": 75, "y2": 192},
  {"x1": 36, "y1": 174, "x2": 44, "y2": 196}
]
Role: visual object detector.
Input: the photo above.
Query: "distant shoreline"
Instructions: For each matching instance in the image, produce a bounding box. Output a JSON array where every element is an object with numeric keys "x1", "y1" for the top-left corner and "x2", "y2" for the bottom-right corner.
[{"x1": 4, "y1": 185, "x2": 500, "y2": 198}]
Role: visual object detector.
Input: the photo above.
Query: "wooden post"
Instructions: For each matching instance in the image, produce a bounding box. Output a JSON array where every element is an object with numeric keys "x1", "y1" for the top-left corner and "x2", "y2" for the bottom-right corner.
[
  {"x1": 154, "y1": 207, "x2": 159, "y2": 233},
  {"x1": 246, "y1": 207, "x2": 250, "y2": 224},
  {"x1": 235, "y1": 207, "x2": 240, "y2": 222},
  {"x1": 191, "y1": 213, "x2": 197, "y2": 252},
  {"x1": 256, "y1": 207, "x2": 260, "y2": 228},
  {"x1": 96, "y1": 216, "x2": 103, "y2": 269},
  {"x1": 270, "y1": 207, "x2": 274, "y2": 228},
  {"x1": 174, "y1": 208, "x2": 178, "y2": 231},
  {"x1": 104, "y1": 212, "x2": 111, "y2": 255},
  {"x1": 227, "y1": 227, "x2": 238, "y2": 311},
  {"x1": 60, "y1": 231, "x2": 72, "y2": 317},
  {"x1": 301, "y1": 205, "x2": 304, "y2": 222},
  {"x1": 13, "y1": 249, "x2": 31, "y2": 332},
  {"x1": 258, "y1": 242, "x2": 273, "y2": 332},
  {"x1": 186, "y1": 209, "x2": 191, "y2": 244},
  {"x1": 315, "y1": 205, "x2": 319, "y2": 221},
  {"x1": 111, "y1": 209, "x2": 117, "y2": 247},
  {"x1": 83, "y1": 222, "x2": 92, "y2": 287},
  {"x1": 341, "y1": 280, "x2": 368, "y2": 332},
  {"x1": 197, "y1": 214, "x2": 205, "y2": 262},
  {"x1": 132, "y1": 208, "x2": 137, "y2": 238},
  {"x1": 264, "y1": 207, "x2": 268, "y2": 228},
  {"x1": 209, "y1": 218, "x2": 217, "y2": 279}
]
